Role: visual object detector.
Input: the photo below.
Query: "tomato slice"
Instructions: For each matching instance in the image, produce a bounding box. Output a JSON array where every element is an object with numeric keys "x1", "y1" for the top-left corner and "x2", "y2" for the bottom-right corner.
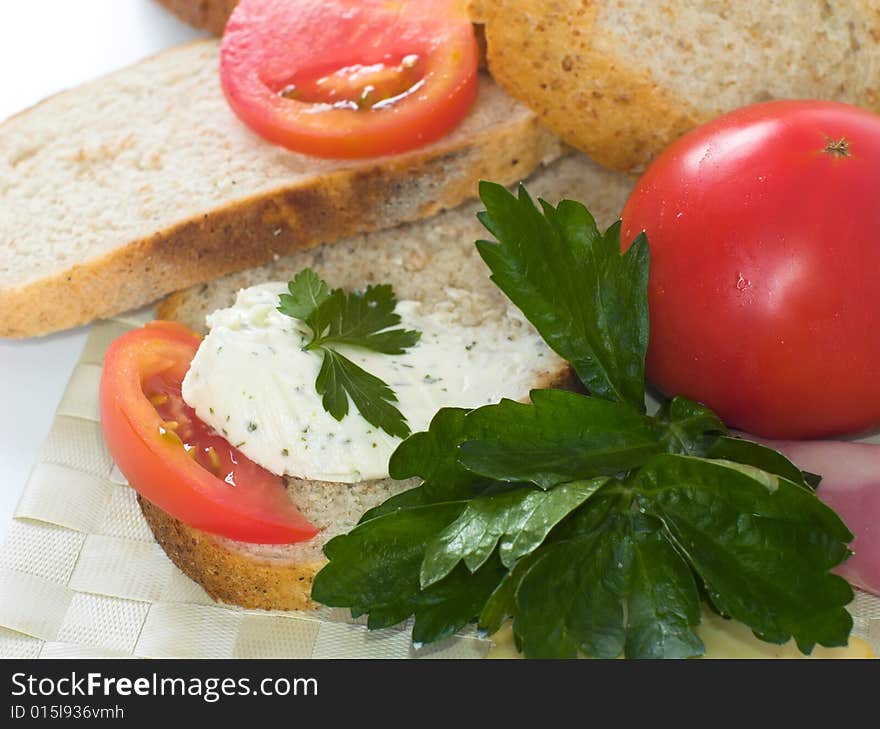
[
  {"x1": 99, "y1": 321, "x2": 317, "y2": 544},
  {"x1": 220, "y1": 0, "x2": 479, "y2": 158}
]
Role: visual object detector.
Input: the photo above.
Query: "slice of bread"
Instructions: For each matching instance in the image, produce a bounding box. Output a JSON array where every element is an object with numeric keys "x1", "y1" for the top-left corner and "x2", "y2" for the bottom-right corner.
[
  {"x1": 0, "y1": 40, "x2": 562, "y2": 338},
  {"x1": 471, "y1": 0, "x2": 880, "y2": 173},
  {"x1": 141, "y1": 152, "x2": 634, "y2": 611}
]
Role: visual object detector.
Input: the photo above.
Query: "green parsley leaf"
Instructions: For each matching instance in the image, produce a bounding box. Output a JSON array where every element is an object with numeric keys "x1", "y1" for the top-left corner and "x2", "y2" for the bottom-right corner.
[
  {"x1": 476, "y1": 182, "x2": 649, "y2": 411},
  {"x1": 387, "y1": 408, "x2": 486, "y2": 501},
  {"x1": 310, "y1": 283, "x2": 420, "y2": 354},
  {"x1": 277, "y1": 268, "x2": 330, "y2": 321},
  {"x1": 513, "y1": 512, "x2": 704, "y2": 659},
  {"x1": 278, "y1": 269, "x2": 420, "y2": 438},
  {"x1": 315, "y1": 349, "x2": 410, "y2": 440},
  {"x1": 457, "y1": 389, "x2": 663, "y2": 489},
  {"x1": 635, "y1": 455, "x2": 853, "y2": 653},
  {"x1": 311, "y1": 183, "x2": 856, "y2": 659},
  {"x1": 367, "y1": 407, "x2": 533, "y2": 523},
  {"x1": 656, "y1": 395, "x2": 727, "y2": 456},
  {"x1": 359, "y1": 485, "x2": 430, "y2": 524},
  {"x1": 313, "y1": 503, "x2": 466, "y2": 628},
  {"x1": 420, "y1": 478, "x2": 607, "y2": 588},
  {"x1": 513, "y1": 517, "x2": 631, "y2": 658},
  {"x1": 707, "y1": 435, "x2": 817, "y2": 489},
  {"x1": 411, "y1": 557, "x2": 507, "y2": 645},
  {"x1": 312, "y1": 502, "x2": 507, "y2": 644},
  {"x1": 478, "y1": 549, "x2": 544, "y2": 637},
  {"x1": 624, "y1": 516, "x2": 705, "y2": 659}
]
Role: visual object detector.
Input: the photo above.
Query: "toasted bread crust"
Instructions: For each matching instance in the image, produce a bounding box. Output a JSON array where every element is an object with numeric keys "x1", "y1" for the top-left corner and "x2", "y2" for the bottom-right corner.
[
  {"x1": 478, "y1": 1, "x2": 700, "y2": 174},
  {"x1": 140, "y1": 495, "x2": 320, "y2": 610},
  {"x1": 1, "y1": 108, "x2": 561, "y2": 338}
]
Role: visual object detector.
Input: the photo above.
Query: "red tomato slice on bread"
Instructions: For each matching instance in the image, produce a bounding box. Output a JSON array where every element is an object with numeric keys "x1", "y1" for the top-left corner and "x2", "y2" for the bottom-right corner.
[
  {"x1": 100, "y1": 321, "x2": 317, "y2": 544},
  {"x1": 220, "y1": 0, "x2": 479, "y2": 158}
]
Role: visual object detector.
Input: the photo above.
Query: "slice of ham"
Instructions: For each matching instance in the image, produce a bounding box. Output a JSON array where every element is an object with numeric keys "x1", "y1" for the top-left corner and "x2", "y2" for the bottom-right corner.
[{"x1": 741, "y1": 434, "x2": 880, "y2": 596}]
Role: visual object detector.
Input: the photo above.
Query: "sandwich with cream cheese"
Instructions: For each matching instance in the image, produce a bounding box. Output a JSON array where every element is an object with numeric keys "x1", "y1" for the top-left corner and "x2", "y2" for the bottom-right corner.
[{"x1": 140, "y1": 153, "x2": 632, "y2": 610}]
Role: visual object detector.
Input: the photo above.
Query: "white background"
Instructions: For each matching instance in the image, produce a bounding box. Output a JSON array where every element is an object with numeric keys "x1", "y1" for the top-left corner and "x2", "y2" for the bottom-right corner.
[{"x1": 0, "y1": 1, "x2": 205, "y2": 541}]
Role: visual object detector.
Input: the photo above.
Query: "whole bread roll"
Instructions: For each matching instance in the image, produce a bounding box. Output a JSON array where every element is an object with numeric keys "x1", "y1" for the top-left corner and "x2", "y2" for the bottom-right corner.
[{"x1": 472, "y1": 0, "x2": 880, "y2": 172}]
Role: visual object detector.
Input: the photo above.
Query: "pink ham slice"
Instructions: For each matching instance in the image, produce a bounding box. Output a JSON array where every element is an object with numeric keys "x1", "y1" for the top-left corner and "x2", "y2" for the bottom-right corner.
[{"x1": 744, "y1": 436, "x2": 880, "y2": 596}]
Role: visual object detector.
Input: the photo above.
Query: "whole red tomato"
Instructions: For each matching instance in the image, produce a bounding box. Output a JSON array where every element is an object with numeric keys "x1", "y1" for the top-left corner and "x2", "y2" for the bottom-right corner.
[{"x1": 621, "y1": 100, "x2": 880, "y2": 439}]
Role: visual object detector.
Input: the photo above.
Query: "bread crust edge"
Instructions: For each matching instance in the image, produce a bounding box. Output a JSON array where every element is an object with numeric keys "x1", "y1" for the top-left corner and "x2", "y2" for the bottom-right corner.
[
  {"x1": 479, "y1": 0, "x2": 702, "y2": 174},
  {"x1": 1, "y1": 107, "x2": 562, "y2": 338},
  {"x1": 140, "y1": 494, "x2": 322, "y2": 611}
]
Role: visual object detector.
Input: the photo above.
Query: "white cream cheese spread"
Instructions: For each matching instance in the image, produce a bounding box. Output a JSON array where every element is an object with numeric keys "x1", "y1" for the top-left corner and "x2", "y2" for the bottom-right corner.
[{"x1": 182, "y1": 282, "x2": 560, "y2": 483}]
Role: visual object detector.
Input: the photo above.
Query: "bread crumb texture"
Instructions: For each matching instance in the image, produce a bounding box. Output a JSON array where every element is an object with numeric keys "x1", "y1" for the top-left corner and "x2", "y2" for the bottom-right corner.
[
  {"x1": 159, "y1": 154, "x2": 632, "y2": 334},
  {"x1": 480, "y1": 0, "x2": 880, "y2": 172},
  {"x1": 0, "y1": 41, "x2": 562, "y2": 337}
]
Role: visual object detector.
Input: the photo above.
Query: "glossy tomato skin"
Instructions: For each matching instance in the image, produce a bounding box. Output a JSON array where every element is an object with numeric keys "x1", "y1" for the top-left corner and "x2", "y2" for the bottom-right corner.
[
  {"x1": 621, "y1": 100, "x2": 880, "y2": 439},
  {"x1": 100, "y1": 321, "x2": 317, "y2": 544},
  {"x1": 220, "y1": 0, "x2": 478, "y2": 158}
]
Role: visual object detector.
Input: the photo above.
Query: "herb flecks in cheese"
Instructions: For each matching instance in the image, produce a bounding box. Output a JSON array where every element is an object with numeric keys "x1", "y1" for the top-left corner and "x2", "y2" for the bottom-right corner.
[{"x1": 182, "y1": 282, "x2": 559, "y2": 483}]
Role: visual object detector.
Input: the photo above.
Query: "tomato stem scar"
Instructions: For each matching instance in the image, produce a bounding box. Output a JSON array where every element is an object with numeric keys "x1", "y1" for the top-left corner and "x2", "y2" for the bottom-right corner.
[{"x1": 823, "y1": 136, "x2": 851, "y2": 157}]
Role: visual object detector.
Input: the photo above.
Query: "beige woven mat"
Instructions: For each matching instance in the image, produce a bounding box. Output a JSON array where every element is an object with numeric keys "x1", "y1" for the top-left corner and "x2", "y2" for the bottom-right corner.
[{"x1": 1, "y1": 313, "x2": 878, "y2": 658}]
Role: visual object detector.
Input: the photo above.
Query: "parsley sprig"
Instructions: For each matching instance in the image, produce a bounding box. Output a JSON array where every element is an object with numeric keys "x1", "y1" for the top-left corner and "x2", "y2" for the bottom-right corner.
[
  {"x1": 310, "y1": 183, "x2": 855, "y2": 658},
  {"x1": 278, "y1": 269, "x2": 420, "y2": 439}
]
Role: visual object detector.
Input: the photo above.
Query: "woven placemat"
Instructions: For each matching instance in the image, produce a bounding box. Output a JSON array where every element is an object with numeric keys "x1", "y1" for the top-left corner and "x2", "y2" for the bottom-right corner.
[{"x1": 0, "y1": 312, "x2": 877, "y2": 658}]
